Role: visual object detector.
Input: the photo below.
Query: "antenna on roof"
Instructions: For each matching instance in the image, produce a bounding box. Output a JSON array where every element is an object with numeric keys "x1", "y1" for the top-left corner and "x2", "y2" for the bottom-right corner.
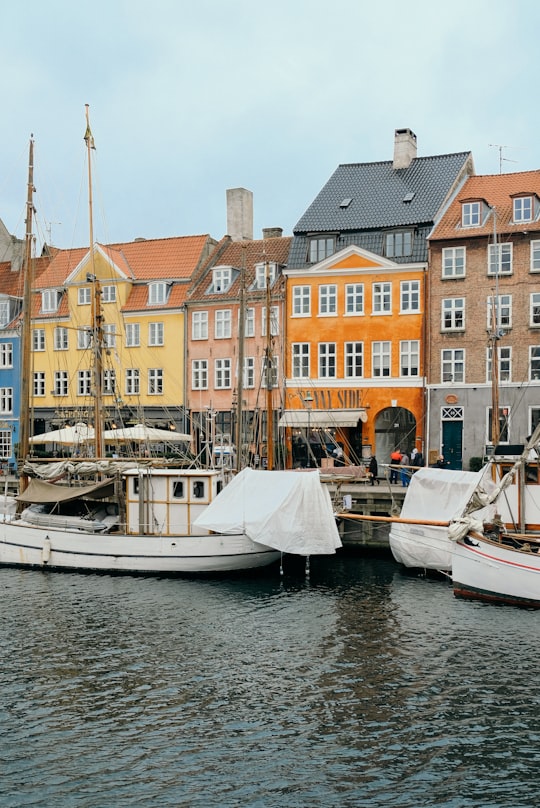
[{"x1": 488, "y1": 144, "x2": 517, "y2": 174}]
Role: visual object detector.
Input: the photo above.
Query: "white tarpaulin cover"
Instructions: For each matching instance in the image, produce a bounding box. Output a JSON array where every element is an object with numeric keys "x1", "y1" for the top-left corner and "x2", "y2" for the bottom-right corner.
[
  {"x1": 102, "y1": 424, "x2": 191, "y2": 443},
  {"x1": 194, "y1": 467, "x2": 342, "y2": 555},
  {"x1": 389, "y1": 466, "x2": 496, "y2": 571}
]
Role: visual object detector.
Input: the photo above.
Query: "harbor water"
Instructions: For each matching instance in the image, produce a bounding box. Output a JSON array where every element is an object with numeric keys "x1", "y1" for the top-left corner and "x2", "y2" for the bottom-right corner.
[{"x1": 1, "y1": 554, "x2": 539, "y2": 808}]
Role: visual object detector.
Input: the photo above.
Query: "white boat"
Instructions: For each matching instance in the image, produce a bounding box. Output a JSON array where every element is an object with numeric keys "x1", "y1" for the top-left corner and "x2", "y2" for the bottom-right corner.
[{"x1": 389, "y1": 466, "x2": 496, "y2": 572}]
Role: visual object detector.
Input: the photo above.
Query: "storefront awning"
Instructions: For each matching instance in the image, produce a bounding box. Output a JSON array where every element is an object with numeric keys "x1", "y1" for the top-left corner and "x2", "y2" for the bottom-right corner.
[{"x1": 278, "y1": 409, "x2": 367, "y2": 428}]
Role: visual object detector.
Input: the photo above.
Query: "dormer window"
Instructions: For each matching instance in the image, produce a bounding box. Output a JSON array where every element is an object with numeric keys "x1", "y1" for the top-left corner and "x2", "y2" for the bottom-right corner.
[
  {"x1": 148, "y1": 282, "x2": 169, "y2": 306},
  {"x1": 462, "y1": 201, "x2": 481, "y2": 227},
  {"x1": 41, "y1": 289, "x2": 61, "y2": 313},
  {"x1": 211, "y1": 267, "x2": 233, "y2": 293},
  {"x1": 254, "y1": 262, "x2": 278, "y2": 289},
  {"x1": 309, "y1": 236, "x2": 335, "y2": 263},
  {"x1": 385, "y1": 230, "x2": 413, "y2": 258},
  {"x1": 513, "y1": 195, "x2": 533, "y2": 223}
]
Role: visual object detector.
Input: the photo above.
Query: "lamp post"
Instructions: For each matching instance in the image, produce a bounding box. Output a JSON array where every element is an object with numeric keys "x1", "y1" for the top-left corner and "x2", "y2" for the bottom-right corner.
[{"x1": 305, "y1": 391, "x2": 313, "y2": 468}]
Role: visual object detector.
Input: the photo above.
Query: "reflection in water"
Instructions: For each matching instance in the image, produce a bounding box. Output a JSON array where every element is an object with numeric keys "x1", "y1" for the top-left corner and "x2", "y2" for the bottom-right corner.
[{"x1": 1, "y1": 558, "x2": 539, "y2": 807}]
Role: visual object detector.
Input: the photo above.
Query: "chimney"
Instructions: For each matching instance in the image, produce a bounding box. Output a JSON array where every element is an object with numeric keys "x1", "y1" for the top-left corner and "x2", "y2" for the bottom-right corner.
[
  {"x1": 226, "y1": 188, "x2": 253, "y2": 241},
  {"x1": 393, "y1": 128, "x2": 417, "y2": 170},
  {"x1": 262, "y1": 227, "x2": 283, "y2": 239}
]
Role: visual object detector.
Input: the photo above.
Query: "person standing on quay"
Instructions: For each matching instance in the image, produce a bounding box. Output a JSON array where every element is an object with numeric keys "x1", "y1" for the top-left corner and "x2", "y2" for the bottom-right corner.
[
  {"x1": 400, "y1": 450, "x2": 410, "y2": 487},
  {"x1": 368, "y1": 455, "x2": 379, "y2": 485},
  {"x1": 390, "y1": 449, "x2": 402, "y2": 484}
]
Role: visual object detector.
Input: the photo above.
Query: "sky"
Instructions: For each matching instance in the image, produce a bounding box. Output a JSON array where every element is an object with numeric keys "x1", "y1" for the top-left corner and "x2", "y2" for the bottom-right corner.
[{"x1": 1, "y1": 0, "x2": 539, "y2": 253}]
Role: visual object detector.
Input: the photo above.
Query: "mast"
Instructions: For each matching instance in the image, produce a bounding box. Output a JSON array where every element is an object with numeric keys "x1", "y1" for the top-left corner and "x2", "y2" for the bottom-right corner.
[
  {"x1": 235, "y1": 245, "x2": 246, "y2": 471},
  {"x1": 18, "y1": 137, "x2": 35, "y2": 492},
  {"x1": 84, "y1": 104, "x2": 105, "y2": 458},
  {"x1": 265, "y1": 261, "x2": 273, "y2": 470},
  {"x1": 490, "y1": 206, "x2": 500, "y2": 446}
]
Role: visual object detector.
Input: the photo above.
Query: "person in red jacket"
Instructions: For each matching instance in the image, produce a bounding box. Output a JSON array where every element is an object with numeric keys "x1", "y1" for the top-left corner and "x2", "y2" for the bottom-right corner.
[{"x1": 390, "y1": 449, "x2": 402, "y2": 484}]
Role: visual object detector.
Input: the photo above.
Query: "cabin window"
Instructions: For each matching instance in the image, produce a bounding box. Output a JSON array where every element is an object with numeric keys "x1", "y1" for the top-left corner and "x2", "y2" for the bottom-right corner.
[
  {"x1": 525, "y1": 464, "x2": 540, "y2": 484},
  {"x1": 193, "y1": 480, "x2": 205, "y2": 499},
  {"x1": 133, "y1": 478, "x2": 139, "y2": 495},
  {"x1": 172, "y1": 480, "x2": 185, "y2": 499}
]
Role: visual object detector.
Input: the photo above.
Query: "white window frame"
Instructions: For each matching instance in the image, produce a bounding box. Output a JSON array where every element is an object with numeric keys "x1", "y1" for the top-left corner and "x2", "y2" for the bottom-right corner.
[
  {"x1": 192, "y1": 359, "x2": 208, "y2": 390},
  {"x1": 215, "y1": 358, "x2": 232, "y2": 389},
  {"x1": 400, "y1": 280, "x2": 420, "y2": 313},
  {"x1": 33, "y1": 371, "x2": 45, "y2": 397},
  {"x1": 125, "y1": 323, "x2": 140, "y2": 347},
  {"x1": 442, "y1": 247, "x2": 466, "y2": 278},
  {"x1": 212, "y1": 267, "x2": 232, "y2": 292},
  {"x1": 318, "y1": 284, "x2": 337, "y2": 315},
  {"x1": 192, "y1": 311, "x2": 208, "y2": 340},
  {"x1": 148, "y1": 322, "x2": 164, "y2": 346},
  {"x1": 487, "y1": 294, "x2": 512, "y2": 329},
  {"x1": 372, "y1": 341, "x2": 391, "y2": 377},
  {"x1": 0, "y1": 430, "x2": 12, "y2": 460},
  {"x1": 243, "y1": 357, "x2": 255, "y2": 389},
  {"x1": 531, "y1": 240, "x2": 540, "y2": 272},
  {"x1": 513, "y1": 196, "x2": 532, "y2": 223},
  {"x1": 0, "y1": 387, "x2": 13, "y2": 414},
  {"x1": 41, "y1": 289, "x2": 60, "y2": 313},
  {"x1": 148, "y1": 282, "x2": 168, "y2": 305},
  {"x1": 262, "y1": 306, "x2": 279, "y2": 337},
  {"x1": 318, "y1": 343, "x2": 336, "y2": 379},
  {"x1": 309, "y1": 237, "x2": 334, "y2": 263},
  {"x1": 215, "y1": 309, "x2": 232, "y2": 339},
  {"x1": 345, "y1": 283, "x2": 364, "y2": 315},
  {"x1": 462, "y1": 201, "x2": 481, "y2": 227},
  {"x1": 242, "y1": 307, "x2": 255, "y2": 338},
  {"x1": 442, "y1": 298, "x2": 465, "y2": 331},
  {"x1": 292, "y1": 286, "x2": 310, "y2": 316},
  {"x1": 530, "y1": 346, "x2": 540, "y2": 381},
  {"x1": 488, "y1": 243, "x2": 513, "y2": 275},
  {"x1": 77, "y1": 370, "x2": 92, "y2": 396},
  {"x1": 0, "y1": 343, "x2": 13, "y2": 368},
  {"x1": 103, "y1": 324, "x2": 116, "y2": 348},
  {"x1": 386, "y1": 230, "x2": 413, "y2": 258},
  {"x1": 33, "y1": 329, "x2": 45, "y2": 352},
  {"x1": 372, "y1": 282, "x2": 392, "y2": 314},
  {"x1": 53, "y1": 327, "x2": 69, "y2": 351},
  {"x1": 344, "y1": 342, "x2": 363, "y2": 379},
  {"x1": 148, "y1": 368, "x2": 163, "y2": 395},
  {"x1": 54, "y1": 371, "x2": 68, "y2": 396},
  {"x1": 487, "y1": 345, "x2": 512, "y2": 383},
  {"x1": 254, "y1": 263, "x2": 277, "y2": 289},
  {"x1": 400, "y1": 340, "x2": 419, "y2": 377},
  {"x1": 531, "y1": 293, "x2": 540, "y2": 327},
  {"x1": 125, "y1": 369, "x2": 140, "y2": 395},
  {"x1": 441, "y1": 349, "x2": 465, "y2": 384},
  {"x1": 102, "y1": 285, "x2": 116, "y2": 303},
  {"x1": 292, "y1": 343, "x2": 310, "y2": 379},
  {"x1": 103, "y1": 369, "x2": 116, "y2": 395},
  {"x1": 78, "y1": 287, "x2": 91, "y2": 305},
  {"x1": 77, "y1": 328, "x2": 91, "y2": 350},
  {"x1": 0, "y1": 301, "x2": 9, "y2": 327}
]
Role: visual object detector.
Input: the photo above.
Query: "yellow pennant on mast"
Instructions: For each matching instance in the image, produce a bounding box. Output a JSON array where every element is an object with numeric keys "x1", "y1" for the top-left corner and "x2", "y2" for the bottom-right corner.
[{"x1": 84, "y1": 104, "x2": 96, "y2": 149}]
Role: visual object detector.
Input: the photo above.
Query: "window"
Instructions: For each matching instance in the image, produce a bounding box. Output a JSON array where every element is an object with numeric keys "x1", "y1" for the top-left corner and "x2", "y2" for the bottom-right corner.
[
  {"x1": 242, "y1": 308, "x2": 255, "y2": 338},
  {"x1": 0, "y1": 430, "x2": 12, "y2": 459},
  {"x1": 54, "y1": 371, "x2": 68, "y2": 396},
  {"x1": 211, "y1": 267, "x2": 232, "y2": 292},
  {"x1": 102, "y1": 285, "x2": 116, "y2": 303},
  {"x1": 192, "y1": 359, "x2": 208, "y2": 390},
  {"x1": 400, "y1": 340, "x2": 419, "y2": 377},
  {"x1": 215, "y1": 309, "x2": 232, "y2": 339},
  {"x1": 292, "y1": 343, "x2": 310, "y2": 379},
  {"x1": 513, "y1": 196, "x2": 532, "y2": 223},
  {"x1": 261, "y1": 356, "x2": 279, "y2": 388},
  {"x1": 148, "y1": 322, "x2": 164, "y2": 346},
  {"x1": 531, "y1": 241, "x2": 540, "y2": 272},
  {"x1": 0, "y1": 301, "x2": 10, "y2": 327},
  {"x1": 309, "y1": 237, "x2": 335, "y2": 263},
  {"x1": 441, "y1": 349, "x2": 465, "y2": 383},
  {"x1": 530, "y1": 293, "x2": 540, "y2": 326},
  {"x1": 487, "y1": 346, "x2": 512, "y2": 383},
  {"x1": 78, "y1": 370, "x2": 92, "y2": 396},
  {"x1": 488, "y1": 243, "x2": 513, "y2": 275},
  {"x1": 125, "y1": 323, "x2": 140, "y2": 347},
  {"x1": 318, "y1": 343, "x2": 336, "y2": 378},
  {"x1": 254, "y1": 263, "x2": 277, "y2": 289},
  {"x1": 530, "y1": 346, "x2": 540, "y2": 381},
  {"x1": 318, "y1": 285, "x2": 337, "y2": 315},
  {"x1": 215, "y1": 358, "x2": 231, "y2": 389},
  {"x1": 400, "y1": 280, "x2": 420, "y2": 313},
  {"x1": 33, "y1": 329, "x2": 45, "y2": 351},
  {"x1": 372, "y1": 342, "x2": 391, "y2": 377},
  {"x1": 0, "y1": 343, "x2": 13, "y2": 367},
  {"x1": 103, "y1": 370, "x2": 116, "y2": 394},
  {"x1": 172, "y1": 481, "x2": 185, "y2": 500},
  {"x1": 126, "y1": 369, "x2": 140, "y2": 395},
  {"x1": 373, "y1": 282, "x2": 392, "y2": 314},
  {"x1": 33, "y1": 372, "x2": 45, "y2": 397},
  {"x1": 462, "y1": 201, "x2": 481, "y2": 227},
  {"x1": 41, "y1": 289, "x2": 60, "y2": 313},
  {"x1": 292, "y1": 286, "x2": 310, "y2": 316},
  {"x1": 262, "y1": 306, "x2": 279, "y2": 337},
  {"x1": 345, "y1": 284, "x2": 364, "y2": 315},
  {"x1": 487, "y1": 294, "x2": 512, "y2": 329},
  {"x1": 148, "y1": 368, "x2": 163, "y2": 395},
  {"x1": 488, "y1": 406, "x2": 510, "y2": 443},
  {"x1": 103, "y1": 324, "x2": 116, "y2": 348},
  {"x1": 442, "y1": 247, "x2": 466, "y2": 278},
  {"x1": 148, "y1": 282, "x2": 168, "y2": 305},
  {"x1": 54, "y1": 327, "x2": 68, "y2": 351},
  {"x1": 78, "y1": 287, "x2": 91, "y2": 305},
  {"x1": 0, "y1": 387, "x2": 13, "y2": 414},
  {"x1": 345, "y1": 342, "x2": 363, "y2": 378},
  {"x1": 442, "y1": 298, "x2": 465, "y2": 330},
  {"x1": 385, "y1": 230, "x2": 413, "y2": 257},
  {"x1": 243, "y1": 357, "x2": 255, "y2": 388},
  {"x1": 192, "y1": 311, "x2": 208, "y2": 340},
  {"x1": 77, "y1": 328, "x2": 92, "y2": 350}
]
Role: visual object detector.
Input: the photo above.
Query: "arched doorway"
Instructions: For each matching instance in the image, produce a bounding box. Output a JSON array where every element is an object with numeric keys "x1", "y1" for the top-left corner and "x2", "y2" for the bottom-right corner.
[{"x1": 374, "y1": 406, "x2": 417, "y2": 464}]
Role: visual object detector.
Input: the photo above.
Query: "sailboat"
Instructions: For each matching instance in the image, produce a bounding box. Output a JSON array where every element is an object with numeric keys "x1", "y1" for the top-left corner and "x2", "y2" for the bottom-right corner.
[{"x1": 0, "y1": 115, "x2": 341, "y2": 575}]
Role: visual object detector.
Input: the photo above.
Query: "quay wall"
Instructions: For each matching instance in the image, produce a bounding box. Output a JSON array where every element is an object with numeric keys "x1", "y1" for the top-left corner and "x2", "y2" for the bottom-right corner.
[{"x1": 322, "y1": 480, "x2": 406, "y2": 550}]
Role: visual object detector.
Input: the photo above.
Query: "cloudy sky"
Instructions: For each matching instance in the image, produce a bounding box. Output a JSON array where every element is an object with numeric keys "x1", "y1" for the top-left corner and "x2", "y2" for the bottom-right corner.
[{"x1": 1, "y1": 0, "x2": 538, "y2": 252}]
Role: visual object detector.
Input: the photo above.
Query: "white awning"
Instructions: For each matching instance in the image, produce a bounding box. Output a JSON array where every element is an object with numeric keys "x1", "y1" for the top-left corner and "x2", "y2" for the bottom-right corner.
[{"x1": 278, "y1": 409, "x2": 367, "y2": 428}]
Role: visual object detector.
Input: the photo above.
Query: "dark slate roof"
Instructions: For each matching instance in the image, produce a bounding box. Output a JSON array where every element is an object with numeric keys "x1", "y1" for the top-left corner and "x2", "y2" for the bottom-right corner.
[{"x1": 294, "y1": 153, "x2": 472, "y2": 232}]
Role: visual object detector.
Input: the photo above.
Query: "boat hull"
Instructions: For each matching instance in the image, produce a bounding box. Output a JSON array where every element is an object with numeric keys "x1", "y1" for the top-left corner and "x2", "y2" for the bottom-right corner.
[
  {"x1": 389, "y1": 523, "x2": 452, "y2": 572},
  {"x1": 0, "y1": 521, "x2": 280, "y2": 575},
  {"x1": 453, "y1": 533, "x2": 540, "y2": 608}
]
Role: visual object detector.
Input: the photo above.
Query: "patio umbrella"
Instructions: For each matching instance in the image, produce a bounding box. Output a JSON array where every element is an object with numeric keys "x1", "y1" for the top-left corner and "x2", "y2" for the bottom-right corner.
[
  {"x1": 102, "y1": 424, "x2": 191, "y2": 443},
  {"x1": 29, "y1": 423, "x2": 95, "y2": 445}
]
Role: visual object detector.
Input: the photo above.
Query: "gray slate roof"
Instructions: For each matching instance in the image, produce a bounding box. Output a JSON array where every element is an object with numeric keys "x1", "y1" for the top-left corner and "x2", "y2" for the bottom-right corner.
[{"x1": 294, "y1": 153, "x2": 472, "y2": 232}]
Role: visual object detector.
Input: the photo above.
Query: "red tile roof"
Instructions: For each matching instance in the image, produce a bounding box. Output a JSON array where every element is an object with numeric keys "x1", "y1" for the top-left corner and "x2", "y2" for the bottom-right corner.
[{"x1": 430, "y1": 171, "x2": 540, "y2": 240}]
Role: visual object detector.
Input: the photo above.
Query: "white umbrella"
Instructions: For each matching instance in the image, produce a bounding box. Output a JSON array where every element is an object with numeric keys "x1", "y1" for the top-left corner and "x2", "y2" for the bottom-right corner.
[
  {"x1": 102, "y1": 424, "x2": 191, "y2": 443},
  {"x1": 29, "y1": 422, "x2": 95, "y2": 445}
]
